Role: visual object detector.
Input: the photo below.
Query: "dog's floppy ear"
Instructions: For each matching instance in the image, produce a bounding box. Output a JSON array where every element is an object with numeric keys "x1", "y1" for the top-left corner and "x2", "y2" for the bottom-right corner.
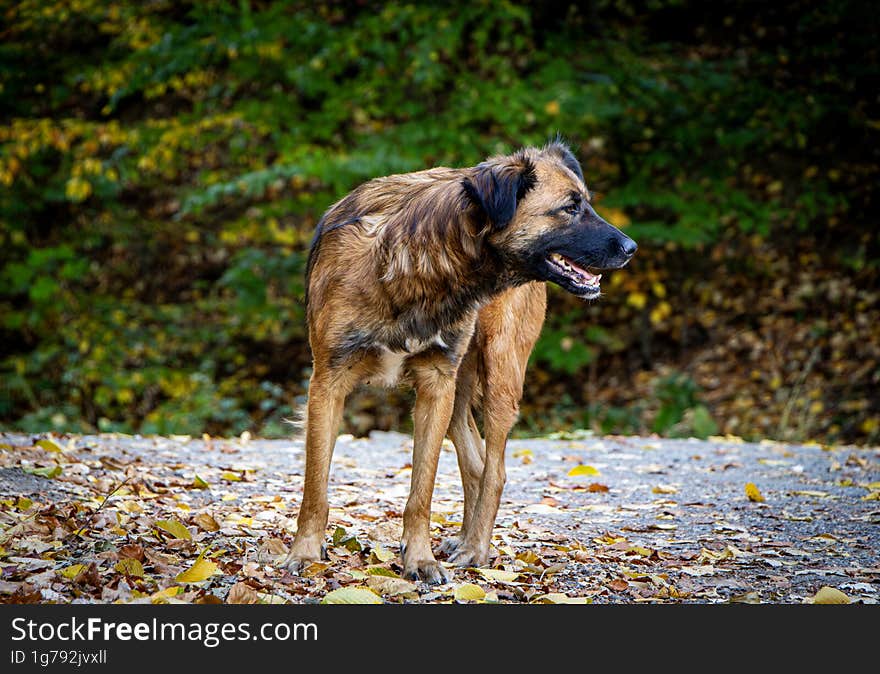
[
  {"x1": 543, "y1": 139, "x2": 584, "y2": 184},
  {"x1": 462, "y1": 155, "x2": 536, "y2": 231}
]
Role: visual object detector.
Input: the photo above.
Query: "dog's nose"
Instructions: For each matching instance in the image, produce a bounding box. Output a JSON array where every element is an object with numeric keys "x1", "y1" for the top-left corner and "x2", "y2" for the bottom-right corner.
[{"x1": 619, "y1": 237, "x2": 637, "y2": 258}]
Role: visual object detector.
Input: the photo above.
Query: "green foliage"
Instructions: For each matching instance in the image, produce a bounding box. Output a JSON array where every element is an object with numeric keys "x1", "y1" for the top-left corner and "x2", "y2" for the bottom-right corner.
[
  {"x1": 651, "y1": 373, "x2": 719, "y2": 439},
  {"x1": 0, "y1": 1, "x2": 876, "y2": 442}
]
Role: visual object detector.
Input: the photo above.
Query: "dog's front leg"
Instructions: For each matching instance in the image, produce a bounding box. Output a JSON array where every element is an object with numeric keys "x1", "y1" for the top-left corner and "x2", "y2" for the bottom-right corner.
[
  {"x1": 282, "y1": 370, "x2": 349, "y2": 572},
  {"x1": 400, "y1": 362, "x2": 458, "y2": 584},
  {"x1": 448, "y1": 344, "x2": 522, "y2": 567}
]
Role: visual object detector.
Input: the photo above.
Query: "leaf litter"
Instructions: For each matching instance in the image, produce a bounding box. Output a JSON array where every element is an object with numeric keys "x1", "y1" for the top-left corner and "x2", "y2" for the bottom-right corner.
[{"x1": 0, "y1": 431, "x2": 877, "y2": 604}]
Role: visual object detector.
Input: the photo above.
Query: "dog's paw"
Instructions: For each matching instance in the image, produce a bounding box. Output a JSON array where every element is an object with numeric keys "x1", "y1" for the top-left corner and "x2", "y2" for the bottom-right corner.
[
  {"x1": 280, "y1": 543, "x2": 326, "y2": 574},
  {"x1": 438, "y1": 536, "x2": 463, "y2": 556},
  {"x1": 402, "y1": 558, "x2": 450, "y2": 585},
  {"x1": 447, "y1": 542, "x2": 489, "y2": 568}
]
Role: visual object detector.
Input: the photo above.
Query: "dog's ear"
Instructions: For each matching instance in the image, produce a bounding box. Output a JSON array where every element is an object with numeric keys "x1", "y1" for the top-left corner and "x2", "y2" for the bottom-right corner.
[
  {"x1": 543, "y1": 139, "x2": 584, "y2": 184},
  {"x1": 462, "y1": 155, "x2": 537, "y2": 231}
]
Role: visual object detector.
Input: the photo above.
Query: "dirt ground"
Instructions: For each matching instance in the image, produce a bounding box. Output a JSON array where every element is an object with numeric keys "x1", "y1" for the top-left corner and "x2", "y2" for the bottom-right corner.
[{"x1": 1, "y1": 431, "x2": 877, "y2": 604}]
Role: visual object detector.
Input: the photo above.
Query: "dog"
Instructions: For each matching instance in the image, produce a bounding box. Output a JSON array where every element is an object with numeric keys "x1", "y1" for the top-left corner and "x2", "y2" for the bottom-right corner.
[{"x1": 282, "y1": 141, "x2": 636, "y2": 583}]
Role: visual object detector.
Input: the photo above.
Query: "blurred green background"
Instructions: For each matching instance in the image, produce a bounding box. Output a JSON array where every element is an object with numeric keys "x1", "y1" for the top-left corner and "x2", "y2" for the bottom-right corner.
[{"x1": 1, "y1": 1, "x2": 878, "y2": 444}]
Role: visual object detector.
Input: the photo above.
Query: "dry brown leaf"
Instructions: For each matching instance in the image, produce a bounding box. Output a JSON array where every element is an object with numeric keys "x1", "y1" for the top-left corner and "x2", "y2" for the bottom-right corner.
[{"x1": 227, "y1": 582, "x2": 260, "y2": 604}]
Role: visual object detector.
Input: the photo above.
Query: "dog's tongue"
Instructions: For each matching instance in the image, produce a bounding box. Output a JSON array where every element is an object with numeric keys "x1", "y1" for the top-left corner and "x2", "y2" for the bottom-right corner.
[{"x1": 567, "y1": 257, "x2": 601, "y2": 286}]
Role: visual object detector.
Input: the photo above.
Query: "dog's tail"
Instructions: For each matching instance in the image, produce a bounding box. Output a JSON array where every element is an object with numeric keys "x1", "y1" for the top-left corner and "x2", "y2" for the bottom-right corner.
[{"x1": 282, "y1": 396, "x2": 308, "y2": 440}]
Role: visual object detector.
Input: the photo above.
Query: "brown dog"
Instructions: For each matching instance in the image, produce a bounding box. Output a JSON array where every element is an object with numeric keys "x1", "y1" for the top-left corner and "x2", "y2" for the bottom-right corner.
[{"x1": 283, "y1": 141, "x2": 636, "y2": 583}]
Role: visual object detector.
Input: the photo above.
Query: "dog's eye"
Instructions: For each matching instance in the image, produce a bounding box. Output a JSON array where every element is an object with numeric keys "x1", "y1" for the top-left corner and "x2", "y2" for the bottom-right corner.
[{"x1": 564, "y1": 202, "x2": 580, "y2": 215}]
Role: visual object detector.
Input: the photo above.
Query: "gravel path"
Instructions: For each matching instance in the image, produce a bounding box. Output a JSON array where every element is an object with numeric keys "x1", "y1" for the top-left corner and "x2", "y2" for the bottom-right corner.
[{"x1": 1, "y1": 431, "x2": 878, "y2": 603}]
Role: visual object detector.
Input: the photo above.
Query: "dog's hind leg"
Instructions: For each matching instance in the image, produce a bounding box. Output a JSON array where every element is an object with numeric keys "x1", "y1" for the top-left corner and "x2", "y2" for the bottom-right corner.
[
  {"x1": 282, "y1": 366, "x2": 353, "y2": 572},
  {"x1": 400, "y1": 357, "x2": 460, "y2": 584}
]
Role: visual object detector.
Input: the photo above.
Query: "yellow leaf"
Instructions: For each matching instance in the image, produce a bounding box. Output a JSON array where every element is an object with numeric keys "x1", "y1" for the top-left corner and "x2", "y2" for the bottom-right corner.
[
  {"x1": 454, "y1": 583, "x2": 486, "y2": 602},
  {"x1": 811, "y1": 587, "x2": 849, "y2": 604},
  {"x1": 193, "y1": 513, "x2": 220, "y2": 532},
  {"x1": 627, "y1": 291, "x2": 647, "y2": 310},
  {"x1": 627, "y1": 546, "x2": 654, "y2": 557},
  {"x1": 151, "y1": 586, "x2": 185, "y2": 603},
  {"x1": 516, "y1": 550, "x2": 541, "y2": 565},
  {"x1": 474, "y1": 568, "x2": 520, "y2": 583},
  {"x1": 220, "y1": 471, "x2": 242, "y2": 482},
  {"x1": 23, "y1": 465, "x2": 61, "y2": 479},
  {"x1": 156, "y1": 519, "x2": 191, "y2": 540},
  {"x1": 322, "y1": 587, "x2": 383, "y2": 604},
  {"x1": 301, "y1": 562, "x2": 331, "y2": 577},
  {"x1": 59, "y1": 564, "x2": 86, "y2": 580},
  {"x1": 652, "y1": 485, "x2": 678, "y2": 494},
  {"x1": 533, "y1": 593, "x2": 591, "y2": 604},
  {"x1": 176, "y1": 557, "x2": 219, "y2": 583},
  {"x1": 368, "y1": 543, "x2": 395, "y2": 564},
  {"x1": 191, "y1": 475, "x2": 209, "y2": 489},
  {"x1": 115, "y1": 558, "x2": 144, "y2": 577},
  {"x1": 16, "y1": 496, "x2": 33, "y2": 511},
  {"x1": 568, "y1": 464, "x2": 600, "y2": 477},
  {"x1": 65, "y1": 176, "x2": 92, "y2": 202},
  {"x1": 36, "y1": 439, "x2": 63, "y2": 453},
  {"x1": 366, "y1": 566, "x2": 400, "y2": 578},
  {"x1": 745, "y1": 482, "x2": 765, "y2": 502},
  {"x1": 594, "y1": 534, "x2": 626, "y2": 545}
]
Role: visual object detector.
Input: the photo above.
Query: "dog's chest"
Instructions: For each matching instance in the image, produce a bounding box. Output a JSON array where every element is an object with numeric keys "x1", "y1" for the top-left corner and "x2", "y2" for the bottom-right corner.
[{"x1": 367, "y1": 333, "x2": 447, "y2": 387}]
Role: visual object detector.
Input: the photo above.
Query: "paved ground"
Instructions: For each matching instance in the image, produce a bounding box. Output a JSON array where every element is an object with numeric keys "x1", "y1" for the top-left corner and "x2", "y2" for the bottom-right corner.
[{"x1": 1, "y1": 431, "x2": 878, "y2": 603}]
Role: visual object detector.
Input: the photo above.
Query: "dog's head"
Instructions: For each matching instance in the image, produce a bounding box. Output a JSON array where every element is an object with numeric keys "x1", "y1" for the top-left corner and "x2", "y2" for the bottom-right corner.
[{"x1": 462, "y1": 141, "x2": 636, "y2": 299}]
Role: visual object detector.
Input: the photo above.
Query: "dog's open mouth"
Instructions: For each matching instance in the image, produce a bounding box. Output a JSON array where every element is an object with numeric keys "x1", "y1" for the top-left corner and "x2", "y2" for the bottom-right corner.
[{"x1": 546, "y1": 252, "x2": 602, "y2": 297}]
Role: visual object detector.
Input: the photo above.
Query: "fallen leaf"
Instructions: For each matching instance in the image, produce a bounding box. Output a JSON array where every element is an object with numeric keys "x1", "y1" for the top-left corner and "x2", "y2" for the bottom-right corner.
[
  {"x1": 322, "y1": 587, "x2": 383, "y2": 604},
  {"x1": 220, "y1": 471, "x2": 242, "y2": 482},
  {"x1": 811, "y1": 586, "x2": 849, "y2": 604},
  {"x1": 227, "y1": 582, "x2": 260, "y2": 604},
  {"x1": 59, "y1": 564, "x2": 86, "y2": 580},
  {"x1": 301, "y1": 562, "x2": 330, "y2": 577},
  {"x1": 474, "y1": 568, "x2": 520, "y2": 583},
  {"x1": 114, "y1": 558, "x2": 144, "y2": 577},
  {"x1": 608, "y1": 579, "x2": 629, "y2": 592},
  {"x1": 191, "y1": 475, "x2": 209, "y2": 489},
  {"x1": 454, "y1": 583, "x2": 486, "y2": 602},
  {"x1": 36, "y1": 439, "x2": 63, "y2": 453},
  {"x1": 533, "y1": 592, "x2": 590, "y2": 604},
  {"x1": 745, "y1": 482, "x2": 765, "y2": 502},
  {"x1": 23, "y1": 465, "x2": 61, "y2": 479},
  {"x1": 366, "y1": 566, "x2": 400, "y2": 577},
  {"x1": 193, "y1": 513, "x2": 220, "y2": 532},
  {"x1": 367, "y1": 576, "x2": 418, "y2": 597},
  {"x1": 156, "y1": 519, "x2": 191, "y2": 540},
  {"x1": 516, "y1": 550, "x2": 541, "y2": 565},
  {"x1": 368, "y1": 543, "x2": 395, "y2": 564},
  {"x1": 176, "y1": 556, "x2": 218, "y2": 583},
  {"x1": 119, "y1": 544, "x2": 144, "y2": 561},
  {"x1": 568, "y1": 464, "x2": 600, "y2": 477},
  {"x1": 588, "y1": 483, "x2": 609, "y2": 493},
  {"x1": 652, "y1": 485, "x2": 678, "y2": 494}
]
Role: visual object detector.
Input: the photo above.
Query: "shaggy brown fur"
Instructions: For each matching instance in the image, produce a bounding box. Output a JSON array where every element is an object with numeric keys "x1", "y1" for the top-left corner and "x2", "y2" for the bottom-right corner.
[{"x1": 283, "y1": 142, "x2": 636, "y2": 583}]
